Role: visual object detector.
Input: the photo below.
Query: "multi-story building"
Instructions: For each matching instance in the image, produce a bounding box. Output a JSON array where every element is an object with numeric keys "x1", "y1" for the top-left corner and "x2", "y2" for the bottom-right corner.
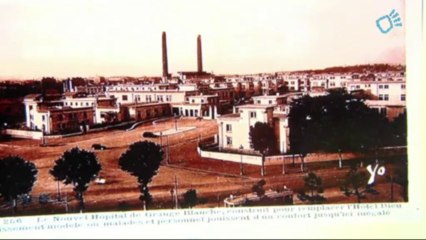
[
  {"x1": 125, "y1": 102, "x2": 172, "y2": 121},
  {"x1": 106, "y1": 89, "x2": 199, "y2": 106},
  {"x1": 171, "y1": 94, "x2": 220, "y2": 119},
  {"x1": 217, "y1": 104, "x2": 290, "y2": 154},
  {"x1": 347, "y1": 80, "x2": 406, "y2": 120},
  {"x1": 23, "y1": 94, "x2": 95, "y2": 134}
]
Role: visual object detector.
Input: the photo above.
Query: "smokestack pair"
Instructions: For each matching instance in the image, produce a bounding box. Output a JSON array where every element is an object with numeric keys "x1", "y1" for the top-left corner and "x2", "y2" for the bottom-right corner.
[{"x1": 161, "y1": 32, "x2": 203, "y2": 77}]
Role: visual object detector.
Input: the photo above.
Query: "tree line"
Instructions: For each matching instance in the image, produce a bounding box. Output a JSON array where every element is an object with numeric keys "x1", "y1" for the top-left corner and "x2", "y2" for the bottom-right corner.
[
  {"x1": 292, "y1": 64, "x2": 405, "y2": 74},
  {"x1": 248, "y1": 89, "x2": 406, "y2": 175},
  {"x1": 0, "y1": 140, "x2": 166, "y2": 214},
  {"x1": 288, "y1": 89, "x2": 406, "y2": 170}
]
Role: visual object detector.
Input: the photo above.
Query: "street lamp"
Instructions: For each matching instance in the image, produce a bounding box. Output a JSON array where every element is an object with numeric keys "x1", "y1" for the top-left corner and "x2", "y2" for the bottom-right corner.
[
  {"x1": 174, "y1": 114, "x2": 178, "y2": 131},
  {"x1": 239, "y1": 145, "x2": 244, "y2": 176}
]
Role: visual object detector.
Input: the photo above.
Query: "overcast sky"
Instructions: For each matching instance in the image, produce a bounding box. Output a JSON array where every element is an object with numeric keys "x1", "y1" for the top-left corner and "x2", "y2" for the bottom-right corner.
[{"x1": 0, "y1": 0, "x2": 405, "y2": 79}]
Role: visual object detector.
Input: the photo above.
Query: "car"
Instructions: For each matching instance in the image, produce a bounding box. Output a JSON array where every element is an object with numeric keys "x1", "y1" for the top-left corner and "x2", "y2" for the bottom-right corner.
[
  {"x1": 142, "y1": 132, "x2": 158, "y2": 138},
  {"x1": 95, "y1": 177, "x2": 106, "y2": 184},
  {"x1": 92, "y1": 143, "x2": 107, "y2": 150}
]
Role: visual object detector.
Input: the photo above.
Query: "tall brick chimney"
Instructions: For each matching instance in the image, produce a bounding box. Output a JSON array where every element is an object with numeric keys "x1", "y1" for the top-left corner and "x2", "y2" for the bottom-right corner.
[
  {"x1": 162, "y1": 32, "x2": 169, "y2": 78},
  {"x1": 197, "y1": 35, "x2": 203, "y2": 73}
]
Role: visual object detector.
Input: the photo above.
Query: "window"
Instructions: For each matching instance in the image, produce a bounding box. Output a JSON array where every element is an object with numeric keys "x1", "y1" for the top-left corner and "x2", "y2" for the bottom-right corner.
[
  {"x1": 201, "y1": 99, "x2": 204, "y2": 103},
  {"x1": 401, "y1": 94, "x2": 406, "y2": 101},
  {"x1": 166, "y1": 95, "x2": 172, "y2": 102},
  {"x1": 146, "y1": 95, "x2": 152, "y2": 102},
  {"x1": 157, "y1": 95, "x2": 163, "y2": 102},
  {"x1": 257, "y1": 100, "x2": 261, "y2": 104},
  {"x1": 42, "y1": 115, "x2": 45, "y2": 121},
  {"x1": 250, "y1": 111, "x2": 256, "y2": 118},
  {"x1": 86, "y1": 102, "x2": 89, "y2": 106},
  {"x1": 379, "y1": 85, "x2": 383, "y2": 89},
  {"x1": 122, "y1": 95, "x2": 128, "y2": 101},
  {"x1": 226, "y1": 136, "x2": 232, "y2": 145},
  {"x1": 70, "y1": 102, "x2": 73, "y2": 106},
  {"x1": 384, "y1": 85, "x2": 389, "y2": 89},
  {"x1": 401, "y1": 84, "x2": 406, "y2": 89},
  {"x1": 29, "y1": 105, "x2": 33, "y2": 110},
  {"x1": 226, "y1": 124, "x2": 232, "y2": 132},
  {"x1": 379, "y1": 94, "x2": 384, "y2": 100}
]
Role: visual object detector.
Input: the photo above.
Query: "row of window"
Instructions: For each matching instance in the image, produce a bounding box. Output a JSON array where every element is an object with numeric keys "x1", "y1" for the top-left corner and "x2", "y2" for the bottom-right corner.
[
  {"x1": 350, "y1": 84, "x2": 405, "y2": 90},
  {"x1": 256, "y1": 100, "x2": 274, "y2": 104},
  {"x1": 122, "y1": 95, "x2": 173, "y2": 102},
  {"x1": 31, "y1": 112, "x2": 89, "y2": 122},
  {"x1": 378, "y1": 94, "x2": 406, "y2": 101},
  {"x1": 64, "y1": 101, "x2": 94, "y2": 107}
]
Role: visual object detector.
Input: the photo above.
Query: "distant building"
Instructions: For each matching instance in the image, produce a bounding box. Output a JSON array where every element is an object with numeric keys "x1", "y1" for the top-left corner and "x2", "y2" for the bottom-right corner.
[
  {"x1": 23, "y1": 94, "x2": 94, "y2": 134},
  {"x1": 347, "y1": 80, "x2": 406, "y2": 120},
  {"x1": 124, "y1": 102, "x2": 172, "y2": 121},
  {"x1": 217, "y1": 104, "x2": 290, "y2": 154},
  {"x1": 171, "y1": 94, "x2": 219, "y2": 119}
]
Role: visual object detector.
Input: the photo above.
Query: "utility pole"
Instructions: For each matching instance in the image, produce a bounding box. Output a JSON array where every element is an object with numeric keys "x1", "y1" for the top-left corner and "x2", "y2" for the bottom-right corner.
[
  {"x1": 282, "y1": 156, "x2": 286, "y2": 175},
  {"x1": 174, "y1": 176, "x2": 179, "y2": 209},
  {"x1": 239, "y1": 145, "x2": 244, "y2": 176},
  {"x1": 64, "y1": 192, "x2": 68, "y2": 213},
  {"x1": 56, "y1": 181, "x2": 62, "y2": 201},
  {"x1": 167, "y1": 135, "x2": 170, "y2": 164}
]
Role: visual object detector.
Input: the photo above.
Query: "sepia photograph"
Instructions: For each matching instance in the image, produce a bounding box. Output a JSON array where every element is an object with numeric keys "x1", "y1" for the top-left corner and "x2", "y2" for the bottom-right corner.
[{"x1": 0, "y1": 0, "x2": 424, "y2": 238}]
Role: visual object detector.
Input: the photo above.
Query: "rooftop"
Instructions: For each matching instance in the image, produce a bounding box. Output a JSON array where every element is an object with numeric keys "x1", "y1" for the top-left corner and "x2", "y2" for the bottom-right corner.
[
  {"x1": 124, "y1": 102, "x2": 170, "y2": 108},
  {"x1": 218, "y1": 113, "x2": 240, "y2": 119},
  {"x1": 237, "y1": 104, "x2": 275, "y2": 109}
]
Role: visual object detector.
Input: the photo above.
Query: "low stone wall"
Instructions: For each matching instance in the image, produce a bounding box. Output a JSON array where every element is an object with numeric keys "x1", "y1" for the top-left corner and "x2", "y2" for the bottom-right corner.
[
  {"x1": 4, "y1": 129, "x2": 43, "y2": 140},
  {"x1": 199, "y1": 146, "x2": 407, "y2": 167},
  {"x1": 198, "y1": 147, "x2": 263, "y2": 166},
  {"x1": 265, "y1": 147, "x2": 407, "y2": 165}
]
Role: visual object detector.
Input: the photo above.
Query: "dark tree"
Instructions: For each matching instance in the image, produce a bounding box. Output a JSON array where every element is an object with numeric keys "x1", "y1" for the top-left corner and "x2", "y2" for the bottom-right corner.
[
  {"x1": 289, "y1": 89, "x2": 392, "y2": 170},
  {"x1": 277, "y1": 84, "x2": 289, "y2": 94},
  {"x1": 0, "y1": 156, "x2": 38, "y2": 213},
  {"x1": 389, "y1": 112, "x2": 407, "y2": 146},
  {"x1": 386, "y1": 159, "x2": 408, "y2": 202},
  {"x1": 249, "y1": 122, "x2": 277, "y2": 176},
  {"x1": 304, "y1": 172, "x2": 324, "y2": 199},
  {"x1": 41, "y1": 77, "x2": 62, "y2": 95},
  {"x1": 50, "y1": 147, "x2": 101, "y2": 212},
  {"x1": 252, "y1": 179, "x2": 266, "y2": 198},
  {"x1": 341, "y1": 165, "x2": 368, "y2": 203},
  {"x1": 119, "y1": 141, "x2": 164, "y2": 210},
  {"x1": 183, "y1": 189, "x2": 198, "y2": 208}
]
